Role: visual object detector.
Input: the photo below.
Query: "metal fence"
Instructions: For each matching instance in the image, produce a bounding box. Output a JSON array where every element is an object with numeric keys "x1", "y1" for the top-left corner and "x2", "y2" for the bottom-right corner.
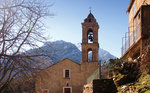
[
  {"x1": 121, "y1": 23, "x2": 141, "y2": 56},
  {"x1": 86, "y1": 68, "x2": 99, "y2": 84}
]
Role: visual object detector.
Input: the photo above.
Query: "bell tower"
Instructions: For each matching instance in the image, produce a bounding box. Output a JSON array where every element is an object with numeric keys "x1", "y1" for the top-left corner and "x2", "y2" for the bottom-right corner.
[{"x1": 81, "y1": 12, "x2": 99, "y2": 63}]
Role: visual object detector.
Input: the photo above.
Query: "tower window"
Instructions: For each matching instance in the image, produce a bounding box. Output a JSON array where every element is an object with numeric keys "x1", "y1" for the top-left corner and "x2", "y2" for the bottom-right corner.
[
  {"x1": 88, "y1": 48, "x2": 93, "y2": 62},
  {"x1": 87, "y1": 29, "x2": 93, "y2": 43}
]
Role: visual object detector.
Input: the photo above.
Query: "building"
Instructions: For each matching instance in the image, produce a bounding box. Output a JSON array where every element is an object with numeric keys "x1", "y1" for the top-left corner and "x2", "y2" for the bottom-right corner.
[
  {"x1": 35, "y1": 12, "x2": 100, "y2": 93},
  {"x1": 121, "y1": 0, "x2": 150, "y2": 60}
]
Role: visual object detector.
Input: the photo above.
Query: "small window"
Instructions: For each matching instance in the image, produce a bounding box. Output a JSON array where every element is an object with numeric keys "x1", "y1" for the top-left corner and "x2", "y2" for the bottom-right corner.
[
  {"x1": 42, "y1": 89, "x2": 49, "y2": 93},
  {"x1": 66, "y1": 81, "x2": 69, "y2": 86},
  {"x1": 89, "y1": 19, "x2": 91, "y2": 22},
  {"x1": 64, "y1": 70, "x2": 70, "y2": 78},
  {"x1": 138, "y1": 14, "x2": 140, "y2": 19}
]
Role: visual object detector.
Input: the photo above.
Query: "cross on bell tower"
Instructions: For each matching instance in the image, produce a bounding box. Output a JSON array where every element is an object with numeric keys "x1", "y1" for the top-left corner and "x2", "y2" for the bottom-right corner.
[{"x1": 81, "y1": 12, "x2": 99, "y2": 63}]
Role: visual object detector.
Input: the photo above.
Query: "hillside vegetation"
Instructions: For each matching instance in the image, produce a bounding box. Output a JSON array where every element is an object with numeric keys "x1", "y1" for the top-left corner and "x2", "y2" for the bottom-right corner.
[{"x1": 106, "y1": 59, "x2": 150, "y2": 93}]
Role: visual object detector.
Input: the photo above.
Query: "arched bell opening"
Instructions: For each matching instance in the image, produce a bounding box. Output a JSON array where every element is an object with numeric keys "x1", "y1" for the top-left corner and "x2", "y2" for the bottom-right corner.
[
  {"x1": 88, "y1": 48, "x2": 93, "y2": 62},
  {"x1": 87, "y1": 29, "x2": 93, "y2": 44}
]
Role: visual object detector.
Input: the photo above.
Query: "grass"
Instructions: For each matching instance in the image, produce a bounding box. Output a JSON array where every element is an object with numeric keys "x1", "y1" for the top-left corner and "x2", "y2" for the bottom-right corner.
[
  {"x1": 134, "y1": 73, "x2": 150, "y2": 93},
  {"x1": 114, "y1": 73, "x2": 124, "y2": 81},
  {"x1": 117, "y1": 72, "x2": 150, "y2": 93}
]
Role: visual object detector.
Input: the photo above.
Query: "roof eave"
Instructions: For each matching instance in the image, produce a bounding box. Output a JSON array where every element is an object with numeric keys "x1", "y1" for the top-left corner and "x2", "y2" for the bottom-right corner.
[{"x1": 126, "y1": 0, "x2": 135, "y2": 13}]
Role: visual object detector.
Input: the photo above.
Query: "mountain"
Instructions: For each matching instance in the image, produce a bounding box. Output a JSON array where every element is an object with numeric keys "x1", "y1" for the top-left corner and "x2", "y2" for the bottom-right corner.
[
  {"x1": 29, "y1": 40, "x2": 116, "y2": 67},
  {"x1": 42, "y1": 40, "x2": 81, "y2": 63},
  {"x1": 99, "y1": 48, "x2": 116, "y2": 64}
]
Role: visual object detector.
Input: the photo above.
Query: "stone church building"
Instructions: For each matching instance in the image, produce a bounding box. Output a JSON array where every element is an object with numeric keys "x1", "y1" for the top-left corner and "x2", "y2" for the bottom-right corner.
[{"x1": 36, "y1": 12, "x2": 100, "y2": 93}]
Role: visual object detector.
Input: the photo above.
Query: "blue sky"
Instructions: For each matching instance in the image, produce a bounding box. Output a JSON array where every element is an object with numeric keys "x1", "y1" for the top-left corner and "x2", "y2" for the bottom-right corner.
[{"x1": 44, "y1": 0, "x2": 130, "y2": 58}]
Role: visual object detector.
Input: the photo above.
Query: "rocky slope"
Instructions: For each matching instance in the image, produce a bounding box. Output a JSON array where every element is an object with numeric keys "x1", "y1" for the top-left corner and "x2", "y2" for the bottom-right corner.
[{"x1": 107, "y1": 58, "x2": 150, "y2": 93}]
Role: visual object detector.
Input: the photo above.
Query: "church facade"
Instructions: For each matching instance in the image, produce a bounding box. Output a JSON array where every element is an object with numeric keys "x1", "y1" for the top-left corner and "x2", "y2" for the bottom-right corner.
[{"x1": 35, "y1": 12, "x2": 100, "y2": 93}]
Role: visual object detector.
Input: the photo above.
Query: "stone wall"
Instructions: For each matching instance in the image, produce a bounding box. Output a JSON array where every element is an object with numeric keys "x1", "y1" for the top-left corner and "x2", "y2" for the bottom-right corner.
[
  {"x1": 141, "y1": 6, "x2": 150, "y2": 56},
  {"x1": 93, "y1": 79, "x2": 117, "y2": 93},
  {"x1": 82, "y1": 82, "x2": 93, "y2": 93}
]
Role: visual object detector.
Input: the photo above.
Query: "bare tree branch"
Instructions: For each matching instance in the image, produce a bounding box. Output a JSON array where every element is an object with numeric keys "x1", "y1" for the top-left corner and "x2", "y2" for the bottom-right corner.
[{"x1": 0, "y1": 0, "x2": 54, "y2": 92}]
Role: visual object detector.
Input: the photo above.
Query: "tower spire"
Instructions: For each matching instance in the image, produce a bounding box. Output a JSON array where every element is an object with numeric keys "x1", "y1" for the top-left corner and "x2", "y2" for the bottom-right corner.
[
  {"x1": 81, "y1": 13, "x2": 99, "y2": 63},
  {"x1": 89, "y1": 7, "x2": 92, "y2": 13}
]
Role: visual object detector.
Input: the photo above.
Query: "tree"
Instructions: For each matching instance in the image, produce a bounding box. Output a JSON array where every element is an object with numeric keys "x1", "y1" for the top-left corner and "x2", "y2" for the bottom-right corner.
[{"x1": 0, "y1": 0, "x2": 53, "y2": 91}]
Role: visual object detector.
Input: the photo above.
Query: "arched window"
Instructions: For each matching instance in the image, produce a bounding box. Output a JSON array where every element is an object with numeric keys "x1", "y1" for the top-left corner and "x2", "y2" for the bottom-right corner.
[
  {"x1": 87, "y1": 29, "x2": 93, "y2": 43},
  {"x1": 88, "y1": 48, "x2": 93, "y2": 62}
]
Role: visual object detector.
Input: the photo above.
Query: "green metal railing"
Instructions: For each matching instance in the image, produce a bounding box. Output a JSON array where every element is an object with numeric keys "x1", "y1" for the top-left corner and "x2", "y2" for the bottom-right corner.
[
  {"x1": 86, "y1": 61, "x2": 102, "y2": 84},
  {"x1": 86, "y1": 68, "x2": 99, "y2": 84}
]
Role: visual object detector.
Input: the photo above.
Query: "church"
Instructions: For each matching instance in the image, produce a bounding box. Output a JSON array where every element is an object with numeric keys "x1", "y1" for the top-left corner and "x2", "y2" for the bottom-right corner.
[{"x1": 35, "y1": 12, "x2": 100, "y2": 93}]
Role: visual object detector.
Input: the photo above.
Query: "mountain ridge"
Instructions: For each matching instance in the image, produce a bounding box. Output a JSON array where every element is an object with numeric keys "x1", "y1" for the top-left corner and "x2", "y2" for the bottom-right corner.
[{"x1": 29, "y1": 40, "x2": 116, "y2": 67}]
